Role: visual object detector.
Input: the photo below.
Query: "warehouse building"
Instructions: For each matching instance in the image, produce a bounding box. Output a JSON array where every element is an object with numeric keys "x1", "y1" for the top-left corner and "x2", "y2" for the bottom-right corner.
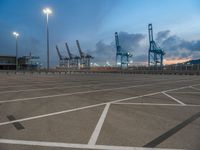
[
  {"x1": 0, "y1": 54, "x2": 41, "y2": 70},
  {"x1": 0, "y1": 56, "x2": 16, "y2": 70}
]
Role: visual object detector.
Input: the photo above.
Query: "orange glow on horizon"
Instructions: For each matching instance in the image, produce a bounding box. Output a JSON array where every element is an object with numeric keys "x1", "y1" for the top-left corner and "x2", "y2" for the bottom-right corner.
[{"x1": 164, "y1": 58, "x2": 191, "y2": 65}]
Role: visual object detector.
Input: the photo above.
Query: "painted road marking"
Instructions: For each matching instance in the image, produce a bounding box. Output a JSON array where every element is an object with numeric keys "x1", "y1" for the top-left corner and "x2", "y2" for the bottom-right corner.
[
  {"x1": 0, "y1": 103, "x2": 106, "y2": 126},
  {"x1": 0, "y1": 139, "x2": 182, "y2": 150},
  {"x1": 162, "y1": 92, "x2": 186, "y2": 105},
  {"x1": 0, "y1": 84, "x2": 196, "y2": 126},
  {"x1": 88, "y1": 103, "x2": 110, "y2": 145},
  {"x1": 114, "y1": 103, "x2": 200, "y2": 107},
  {"x1": 0, "y1": 79, "x2": 160, "y2": 94},
  {"x1": 189, "y1": 86, "x2": 200, "y2": 91},
  {"x1": 144, "y1": 112, "x2": 200, "y2": 148},
  {"x1": 0, "y1": 83, "x2": 153, "y2": 104},
  {"x1": 0, "y1": 77, "x2": 155, "y2": 89},
  {"x1": 0, "y1": 79, "x2": 198, "y2": 104},
  {"x1": 0, "y1": 77, "x2": 191, "y2": 92},
  {"x1": 0, "y1": 84, "x2": 92, "y2": 94},
  {"x1": 167, "y1": 92, "x2": 200, "y2": 94}
]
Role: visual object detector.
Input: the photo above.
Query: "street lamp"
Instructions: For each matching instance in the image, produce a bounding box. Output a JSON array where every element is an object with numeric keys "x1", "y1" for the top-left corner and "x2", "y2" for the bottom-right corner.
[
  {"x1": 13, "y1": 32, "x2": 19, "y2": 70},
  {"x1": 43, "y1": 7, "x2": 52, "y2": 70}
]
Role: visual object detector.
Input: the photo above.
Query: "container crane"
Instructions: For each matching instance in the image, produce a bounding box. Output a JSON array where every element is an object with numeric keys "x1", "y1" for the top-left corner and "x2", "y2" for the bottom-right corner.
[
  {"x1": 76, "y1": 40, "x2": 93, "y2": 68},
  {"x1": 56, "y1": 45, "x2": 69, "y2": 67},
  {"x1": 115, "y1": 32, "x2": 132, "y2": 68},
  {"x1": 65, "y1": 42, "x2": 80, "y2": 69},
  {"x1": 148, "y1": 24, "x2": 165, "y2": 67}
]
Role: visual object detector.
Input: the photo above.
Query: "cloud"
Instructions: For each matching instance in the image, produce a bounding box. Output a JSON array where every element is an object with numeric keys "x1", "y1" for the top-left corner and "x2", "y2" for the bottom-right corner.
[
  {"x1": 91, "y1": 30, "x2": 200, "y2": 65},
  {"x1": 92, "y1": 40, "x2": 115, "y2": 64},
  {"x1": 92, "y1": 31, "x2": 145, "y2": 65},
  {"x1": 179, "y1": 40, "x2": 200, "y2": 51},
  {"x1": 156, "y1": 30, "x2": 170, "y2": 43},
  {"x1": 118, "y1": 32, "x2": 145, "y2": 50},
  {"x1": 134, "y1": 54, "x2": 147, "y2": 62},
  {"x1": 156, "y1": 31, "x2": 200, "y2": 60}
]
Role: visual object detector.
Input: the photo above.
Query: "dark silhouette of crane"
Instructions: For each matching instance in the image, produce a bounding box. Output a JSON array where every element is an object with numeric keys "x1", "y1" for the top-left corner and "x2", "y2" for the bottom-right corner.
[
  {"x1": 76, "y1": 40, "x2": 93, "y2": 69},
  {"x1": 65, "y1": 42, "x2": 80, "y2": 69},
  {"x1": 56, "y1": 45, "x2": 69, "y2": 67},
  {"x1": 115, "y1": 32, "x2": 132, "y2": 68},
  {"x1": 148, "y1": 24, "x2": 165, "y2": 67}
]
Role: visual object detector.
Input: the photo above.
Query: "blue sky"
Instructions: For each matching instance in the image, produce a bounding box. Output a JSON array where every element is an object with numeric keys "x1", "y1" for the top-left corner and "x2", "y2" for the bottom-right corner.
[{"x1": 0, "y1": 0, "x2": 200, "y2": 66}]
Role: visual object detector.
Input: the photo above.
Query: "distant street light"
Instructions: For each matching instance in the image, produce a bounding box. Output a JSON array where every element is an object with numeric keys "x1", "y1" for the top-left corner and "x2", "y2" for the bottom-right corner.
[
  {"x1": 13, "y1": 32, "x2": 19, "y2": 70},
  {"x1": 43, "y1": 7, "x2": 52, "y2": 70}
]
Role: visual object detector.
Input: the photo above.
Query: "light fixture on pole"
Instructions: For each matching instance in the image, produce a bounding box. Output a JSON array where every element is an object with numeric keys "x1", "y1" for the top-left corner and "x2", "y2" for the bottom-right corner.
[
  {"x1": 43, "y1": 7, "x2": 52, "y2": 70},
  {"x1": 13, "y1": 32, "x2": 19, "y2": 70}
]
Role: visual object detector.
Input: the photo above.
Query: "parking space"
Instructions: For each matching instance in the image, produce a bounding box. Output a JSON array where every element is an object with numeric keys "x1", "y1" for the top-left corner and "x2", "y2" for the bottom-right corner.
[
  {"x1": 97, "y1": 104, "x2": 200, "y2": 149},
  {"x1": 165, "y1": 92, "x2": 200, "y2": 105},
  {"x1": 0, "y1": 73, "x2": 199, "y2": 150}
]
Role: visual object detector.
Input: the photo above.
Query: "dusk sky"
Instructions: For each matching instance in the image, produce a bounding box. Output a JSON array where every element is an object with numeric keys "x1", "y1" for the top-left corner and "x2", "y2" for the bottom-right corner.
[{"x1": 0, "y1": 0, "x2": 200, "y2": 67}]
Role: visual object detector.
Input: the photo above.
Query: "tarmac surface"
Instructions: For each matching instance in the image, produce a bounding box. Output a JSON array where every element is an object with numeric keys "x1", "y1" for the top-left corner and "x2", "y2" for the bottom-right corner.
[{"x1": 0, "y1": 73, "x2": 199, "y2": 150}]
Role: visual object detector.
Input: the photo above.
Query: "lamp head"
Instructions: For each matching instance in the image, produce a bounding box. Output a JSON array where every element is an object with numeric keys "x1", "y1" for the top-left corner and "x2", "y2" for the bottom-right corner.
[
  {"x1": 43, "y1": 8, "x2": 52, "y2": 15},
  {"x1": 13, "y1": 32, "x2": 19, "y2": 38}
]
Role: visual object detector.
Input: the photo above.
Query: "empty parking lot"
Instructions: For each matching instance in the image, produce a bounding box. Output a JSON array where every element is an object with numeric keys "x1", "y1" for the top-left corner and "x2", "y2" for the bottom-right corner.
[{"x1": 0, "y1": 73, "x2": 199, "y2": 150}]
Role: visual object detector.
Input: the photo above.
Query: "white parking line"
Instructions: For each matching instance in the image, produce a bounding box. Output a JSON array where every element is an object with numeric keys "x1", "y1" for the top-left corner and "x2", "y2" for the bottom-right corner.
[
  {"x1": 0, "y1": 139, "x2": 182, "y2": 150},
  {"x1": 0, "y1": 79, "x2": 198, "y2": 104},
  {"x1": 88, "y1": 103, "x2": 110, "y2": 145},
  {"x1": 0, "y1": 84, "x2": 196, "y2": 126},
  {"x1": 0, "y1": 77, "x2": 145, "y2": 89},
  {"x1": 0, "y1": 78, "x2": 177, "y2": 93},
  {"x1": 162, "y1": 92, "x2": 186, "y2": 105},
  {"x1": 0, "y1": 84, "x2": 92, "y2": 94},
  {"x1": 167, "y1": 92, "x2": 200, "y2": 94},
  {"x1": 189, "y1": 86, "x2": 200, "y2": 91},
  {"x1": 0, "y1": 79, "x2": 155, "y2": 94},
  {"x1": 0, "y1": 80, "x2": 73, "y2": 89},
  {"x1": 0, "y1": 103, "x2": 106, "y2": 126},
  {"x1": 113, "y1": 103, "x2": 200, "y2": 107},
  {"x1": 0, "y1": 83, "x2": 156, "y2": 104}
]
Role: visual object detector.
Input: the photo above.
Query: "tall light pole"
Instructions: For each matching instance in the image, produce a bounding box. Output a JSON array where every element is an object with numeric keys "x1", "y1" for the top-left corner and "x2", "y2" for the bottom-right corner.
[
  {"x1": 13, "y1": 32, "x2": 19, "y2": 70},
  {"x1": 43, "y1": 7, "x2": 52, "y2": 70}
]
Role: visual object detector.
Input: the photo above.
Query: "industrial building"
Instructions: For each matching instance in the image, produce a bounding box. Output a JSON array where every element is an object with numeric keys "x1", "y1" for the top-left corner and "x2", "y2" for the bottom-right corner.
[
  {"x1": 18, "y1": 54, "x2": 41, "y2": 70},
  {"x1": 184, "y1": 59, "x2": 200, "y2": 65},
  {"x1": 0, "y1": 54, "x2": 41, "y2": 70},
  {"x1": 0, "y1": 56, "x2": 16, "y2": 70}
]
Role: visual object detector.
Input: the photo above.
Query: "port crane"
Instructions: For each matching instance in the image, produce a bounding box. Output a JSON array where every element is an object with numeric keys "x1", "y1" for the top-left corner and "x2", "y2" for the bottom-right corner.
[
  {"x1": 56, "y1": 45, "x2": 69, "y2": 67},
  {"x1": 76, "y1": 40, "x2": 93, "y2": 68},
  {"x1": 115, "y1": 32, "x2": 132, "y2": 68},
  {"x1": 148, "y1": 24, "x2": 165, "y2": 67},
  {"x1": 65, "y1": 42, "x2": 80, "y2": 68}
]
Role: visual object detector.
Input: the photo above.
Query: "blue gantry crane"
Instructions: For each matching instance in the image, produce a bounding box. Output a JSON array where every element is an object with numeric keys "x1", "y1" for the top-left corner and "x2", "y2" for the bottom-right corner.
[
  {"x1": 148, "y1": 24, "x2": 165, "y2": 67},
  {"x1": 115, "y1": 32, "x2": 132, "y2": 68}
]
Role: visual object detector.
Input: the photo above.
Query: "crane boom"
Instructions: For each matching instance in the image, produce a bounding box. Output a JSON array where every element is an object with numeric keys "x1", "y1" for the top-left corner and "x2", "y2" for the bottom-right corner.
[
  {"x1": 115, "y1": 32, "x2": 120, "y2": 47},
  {"x1": 148, "y1": 24, "x2": 154, "y2": 43},
  {"x1": 76, "y1": 40, "x2": 84, "y2": 58},
  {"x1": 115, "y1": 32, "x2": 122, "y2": 55},
  {"x1": 56, "y1": 45, "x2": 62, "y2": 60},
  {"x1": 65, "y1": 42, "x2": 73, "y2": 59}
]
